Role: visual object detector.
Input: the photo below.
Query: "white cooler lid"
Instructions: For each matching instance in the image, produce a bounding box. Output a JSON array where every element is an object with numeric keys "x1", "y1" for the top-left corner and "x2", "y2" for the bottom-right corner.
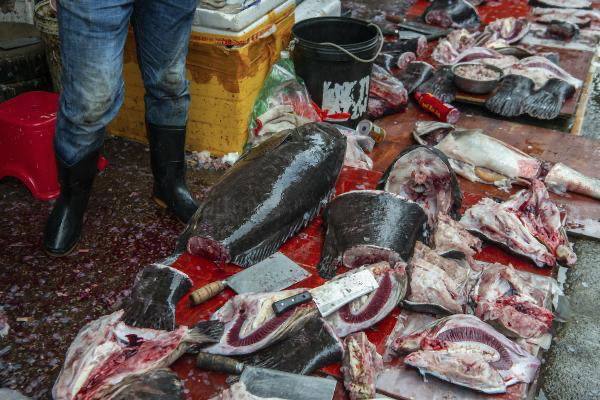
[{"x1": 193, "y1": 0, "x2": 288, "y2": 32}]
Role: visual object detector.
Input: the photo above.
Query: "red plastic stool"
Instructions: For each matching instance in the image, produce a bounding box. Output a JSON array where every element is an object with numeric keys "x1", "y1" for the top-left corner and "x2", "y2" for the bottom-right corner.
[{"x1": 0, "y1": 91, "x2": 107, "y2": 201}]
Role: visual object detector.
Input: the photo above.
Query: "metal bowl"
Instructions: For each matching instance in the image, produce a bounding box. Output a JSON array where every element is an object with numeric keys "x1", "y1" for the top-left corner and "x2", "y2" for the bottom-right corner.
[{"x1": 451, "y1": 63, "x2": 504, "y2": 95}]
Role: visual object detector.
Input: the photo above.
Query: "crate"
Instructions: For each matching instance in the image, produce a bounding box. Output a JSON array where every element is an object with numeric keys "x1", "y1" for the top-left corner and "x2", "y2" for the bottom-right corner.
[{"x1": 108, "y1": 0, "x2": 295, "y2": 155}]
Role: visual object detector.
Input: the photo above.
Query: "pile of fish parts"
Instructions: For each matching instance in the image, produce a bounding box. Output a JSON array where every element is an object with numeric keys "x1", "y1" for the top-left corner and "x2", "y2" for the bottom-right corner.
[{"x1": 50, "y1": 115, "x2": 587, "y2": 399}]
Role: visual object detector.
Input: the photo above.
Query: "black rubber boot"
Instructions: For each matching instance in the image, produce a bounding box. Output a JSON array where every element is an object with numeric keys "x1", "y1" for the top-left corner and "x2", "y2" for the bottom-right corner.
[
  {"x1": 43, "y1": 149, "x2": 100, "y2": 257},
  {"x1": 146, "y1": 122, "x2": 198, "y2": 223}
]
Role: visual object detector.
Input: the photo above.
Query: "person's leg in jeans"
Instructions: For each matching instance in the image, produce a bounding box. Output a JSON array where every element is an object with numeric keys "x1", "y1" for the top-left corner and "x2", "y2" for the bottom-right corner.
[
  {"x1": 44, "y1": 0, "x2": 133, "y2": 256},
  {"x1": 132, "y1": 0, "x2": 199, "y2": 223}
]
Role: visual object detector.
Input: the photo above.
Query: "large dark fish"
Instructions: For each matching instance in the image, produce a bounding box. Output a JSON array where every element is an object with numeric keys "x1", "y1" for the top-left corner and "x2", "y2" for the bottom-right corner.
[
  {"x1": 485, "y1": 74, "x2": 534, "y2": 117},
  {"x1": 120, "y1": 263, "x2": 192, "y2": 331},
  {"x1": 180, "y1": 123, "x2": 346, "y2": 267},
  {"x1": 391, "y1": 314, "x2": 541, "y2": 392},
  {"x1": 416, "y1": 66, "x2": 457, "y2": 103},
  {"x1": 106, "y1": 369, "x2": 184, "y2": 400},
  {"x1": 326, "y1": 262, "x2": 408, "y2": 337},
  {"x1": 397, "y1": 61, "x2": 434, "y2": 94},
  {"x1": 317, "y1": 190, "x2": 427, "y2": 279},
  {"x1": 423, "y1": 0, "x2": 481, "y2": 29},
  {"x1": 522, "y1": 78, "x2": 575, "y2": 120},
  {"x1": 53, "y1": 310, "x2": 218, "y2": 400},
  {"x1": 234, "y1": 318, "x2": 343, "y2": 377},
  {"x1": 547, "y1": 21, "x2": 580, "y2": 40},
  {"x1": 202, "y1": 289, "x2": 319, "y2": 355},
  {"x1": 378, "y1": 146, "x2": 462, "y2": 227}
]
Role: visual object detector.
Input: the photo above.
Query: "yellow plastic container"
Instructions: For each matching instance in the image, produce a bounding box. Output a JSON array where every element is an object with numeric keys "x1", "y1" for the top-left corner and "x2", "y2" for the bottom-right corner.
[{"x1": 108, "y1": 1, "x2": 295, "y2": 155}]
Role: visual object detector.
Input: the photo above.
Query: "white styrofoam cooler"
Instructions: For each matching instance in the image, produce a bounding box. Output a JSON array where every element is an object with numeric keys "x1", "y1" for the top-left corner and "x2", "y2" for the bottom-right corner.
[
  {"x1": 295, "y1": 0, "x2": 341, "y2": 22},
  {"x1": 193, "y1": 0, "x2": 288, "y2": 32}
]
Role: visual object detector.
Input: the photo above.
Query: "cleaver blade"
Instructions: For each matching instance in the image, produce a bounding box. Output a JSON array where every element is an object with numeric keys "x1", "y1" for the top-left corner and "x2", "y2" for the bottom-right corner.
[
  {"x1": 189, "y1": 252, "x2": 310, "y2": 306},
  {"x1": 241, "y1": 366, "x2": 337, "y2": 400}
]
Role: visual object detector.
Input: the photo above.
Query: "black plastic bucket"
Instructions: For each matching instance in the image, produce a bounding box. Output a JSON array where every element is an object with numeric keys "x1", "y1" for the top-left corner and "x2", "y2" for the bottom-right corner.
[{"x1": 292, "y1": 17, "x2": 382, "y2": 128}]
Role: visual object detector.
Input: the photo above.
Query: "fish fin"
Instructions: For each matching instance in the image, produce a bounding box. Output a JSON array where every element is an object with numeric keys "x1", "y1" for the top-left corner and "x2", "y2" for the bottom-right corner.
[
  {"x1": 186, "y1": 321, "x2": 225, "y2": 353},
  {"x1": 317, "y1": 224, "x2": 341, "y2": 280},
  {"x1": 485, "y1": 90, "x2": 525, "y2": 117},
  {"x1": 232, "y1": 190, "x2": 332, "y2": 267},
  {"x1": 238, "y1": 130, "x2": 294, "y2": 162},
  {"x1": 522, "y1": 91, "x2": 561, "y2": 120}
]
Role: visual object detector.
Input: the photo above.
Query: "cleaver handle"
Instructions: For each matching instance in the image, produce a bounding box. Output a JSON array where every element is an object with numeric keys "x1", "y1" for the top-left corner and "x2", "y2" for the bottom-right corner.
[
  {"x1": 189, "y1": 280, "x2": 227, "y2": 306},
  {"x1": 272, "y1": 291, "x2": 312, "y2": 316},
  {"x1": 196, "y1": 353, "x2": 245, "y2": 375}
]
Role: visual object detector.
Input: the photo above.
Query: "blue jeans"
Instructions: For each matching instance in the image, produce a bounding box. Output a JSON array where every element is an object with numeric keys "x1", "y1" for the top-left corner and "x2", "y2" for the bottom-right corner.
[{"x1": 55, "y1": 0, "x2": 197, "y2": 165}]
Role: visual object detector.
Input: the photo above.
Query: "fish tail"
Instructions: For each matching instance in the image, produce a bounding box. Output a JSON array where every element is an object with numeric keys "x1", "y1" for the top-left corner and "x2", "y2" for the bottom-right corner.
[
  {"x1": 122, "y1": 301, "x2": 176, "y2": 332},
  {"x1": 485, "y1": 91, "x2": 525, "y2": 117},
  {"x1": 523, "y1": 91, "x2": 562, "y2": 120}
]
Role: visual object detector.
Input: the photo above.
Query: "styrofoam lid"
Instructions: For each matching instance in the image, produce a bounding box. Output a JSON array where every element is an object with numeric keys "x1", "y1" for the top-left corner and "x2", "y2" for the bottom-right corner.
[{"x1": 194, "y1": 0, "x2": 287, "y2": 32}]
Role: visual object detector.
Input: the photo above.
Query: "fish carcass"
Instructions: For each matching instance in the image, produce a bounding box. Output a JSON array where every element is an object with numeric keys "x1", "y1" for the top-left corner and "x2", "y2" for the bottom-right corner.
[
  {"x1": 508, "y1": 56, "x2": 582, "y2": 89},
  {"x1": 531, "y1": 7, "x2": 600, "y2": 27},
  {"x1": 413, "y1": 121, "x2": 542, "y2": 189},
  {"x1": 530, "y1": 0, "x2": 592, "y2": 9},
  {"x1": 473, "y1": 263, "x2": 558, "y2": 340},
  {"x1": 432, "y1": 213, "x2": 482, "y2": 261},
  {"x1": 422, "y1": 0, "x2": 480, "y2": 29},
  {"x1": 120, "y1": 263, "x2": 192, "y2": 331},
  {"x1": 460, "y1": 180, "x2": 576, "y2": 267},
  {"x1": 405, "y1": 242, "x2": 476, "y2": 315},
  {"x1": 202, "y1": 289, "x2": 318, "y2": 355},
  {"x1": 317, "y1": 190, "x2": 427, "y2": 279},
  {"x1": 342, "y1": 332, "x2": 383, "y2": 400},
  {"x1": 181, "y1": 122, "x2": 346, "y2": 267},
  {"x1": 545, "y1": 162, "x2": 600, "y2": 200},
  {"x1": 378, "y1": 146, "x2": 462, "y2": 227},
  {"x1": 237, "y1": 318, "x2": 343, "y2": 376},
  {"x1": 391, "y1": 314, "x2": 541, "y2": 393},
  {"x1": 484, "y1": 17, "x2": 530, "y2": 44},
  {"x1": 53, "y1": 310, "x2": 219, "y2": 400},
  {"x1": 326, "y1": 262, "x2": 408, "y2": 337}
]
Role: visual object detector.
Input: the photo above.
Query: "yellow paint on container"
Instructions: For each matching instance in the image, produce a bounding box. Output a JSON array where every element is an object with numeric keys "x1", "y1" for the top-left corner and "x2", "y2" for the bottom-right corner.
[{"x1": 108, "y1": 1, "x2": 295, "y2": 155}]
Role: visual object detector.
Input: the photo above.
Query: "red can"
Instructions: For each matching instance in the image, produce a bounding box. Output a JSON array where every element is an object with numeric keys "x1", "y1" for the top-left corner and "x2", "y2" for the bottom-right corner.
[{"x1": 414, "y1": 92, "x2": 460, "y2": 124}]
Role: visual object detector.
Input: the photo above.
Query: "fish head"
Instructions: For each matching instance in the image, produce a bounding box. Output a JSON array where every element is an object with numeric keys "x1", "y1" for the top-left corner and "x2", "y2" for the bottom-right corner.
[{"x1": 412, "y1": 121, "x2": 455, "y2": 146}]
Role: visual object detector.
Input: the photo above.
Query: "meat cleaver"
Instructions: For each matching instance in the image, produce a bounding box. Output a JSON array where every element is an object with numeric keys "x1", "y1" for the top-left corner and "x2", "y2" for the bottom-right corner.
[
  {"x1": 189, "y1": 252, "x2": 311, "y2": 306},
  {"x1": 272, "y1": 268, "x2": 379, "y2": 317},
  {"x1": 196, "y1": 353, "x2": 337, "y2": 400}
]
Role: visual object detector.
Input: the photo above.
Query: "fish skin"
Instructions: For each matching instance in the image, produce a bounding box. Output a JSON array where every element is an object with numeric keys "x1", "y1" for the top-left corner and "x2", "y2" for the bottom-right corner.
[
  {"x1": 423, "y1": 0, "x2": 481, "y2": 29},
  {"x1": 413, "y1": 122, "x2": 542, "y2": 187},
  {"x1": 404, "y1": 350, "x2": 507, "y2": 394},
  {"x1": 378, "y1": 145, "x2": 462, "y2": 227},
  {"x1": 233, "y1": 318, "x2": 343, "y2": 378},
  {"x1": 342, "y1": 332, "x2": 383, "y2": 400},
  {"x1": 317, "y1": 190, "x2": 427, "y2": 279},
  {"x1": 53, "y1": 311, "x2": 217, "y2": 400},
  {"x1": 105, "y1": 369, "x2": 185, "y2": 400},
  {"x1": 180, "y1": 122, "x2": 346, "y2": 268},
  {"x1": 545, "y1": 162, "x2": 600, "y2": 200},
  {"x1": 397, "y1": 62, "x2": 434, "y2": 94},
  {"x1": 391, "y1": 314, "x2": 541, "y2": 387},
  {"x1": 203, "y1": 289, "x2": 319, "y2": 355},
  {"x1": 326, "y1": 262, "x2": 408, "y2": 337},
  {"x1": 416, "y1": 66, "x2": 457, "y2": 103},
  {"x1": 120, "y1": 264, "x2": 192, "y2": 332}
]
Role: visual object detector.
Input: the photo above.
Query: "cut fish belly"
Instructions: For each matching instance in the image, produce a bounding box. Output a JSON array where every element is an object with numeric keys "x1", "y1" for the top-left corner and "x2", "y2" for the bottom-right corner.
[
  {"x1": 545, "y1": 162, "x2": 600, "y2": 200},
  {"x1": 413, "y1": 122, "x2": 542, "y2": 187},
  {"x1": 317, "y1": 190, "x2": 427, "y2": 279},
  {"x1": 433, "y1": 213, "x2": 482, "y2": 260},
  {"x1": 404, "y1": 349, "x2": 507, "y2": 394},
  {"x1": 474, "y1": 263, "x2": 547, "y2": 306},
  {"x1": 53, "y1": 311, "x2": 218, "y2": 400},
  {"x1": 378, "y1": 146, "x2": 462, "y2": 227},
  {"x1": 181, "y1": 122, "x2": 346, "y2": 267},
  {"x1": 405, "y1": 242, "x2": 474, "y2": 315},
  {"x1": 342, "y1": 332, "x2": 383, "y2": 400},
  {"x1": 391, "y1": 314, "x2": 541, "y2": 387},
  {"x1": 203, "y1": 289, "x2": 318, "y2": 355},
  {"x1": 484, "y1": 17, "x2": 530, "y2": 44},
  {"x1": 460, "y1": 180, "x2": 576, "y2": 267},
  {"x1": 509, "y1": 56, "x2": 582, "y2": 89},
  {"x1": 326, "y1": 262, "x2": 407, "y2": 337}
]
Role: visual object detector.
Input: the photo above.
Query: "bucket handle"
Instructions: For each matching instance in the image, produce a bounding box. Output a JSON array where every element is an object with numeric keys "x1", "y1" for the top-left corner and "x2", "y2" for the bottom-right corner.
[{"x1": 289, "y1": 23, "x2": 384, "y2": 63}]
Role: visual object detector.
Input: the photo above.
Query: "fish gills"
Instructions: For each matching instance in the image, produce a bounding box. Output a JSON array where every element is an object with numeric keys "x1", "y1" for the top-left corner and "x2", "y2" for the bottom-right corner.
[
  {"x1": 379, "y1": 146, "x2": 462, "y2": 227},
  {"x1": 181, "y1": 122, "x2": 346, "y2": 267},
  {"x1": 342, "y1": 332, "x2": 383, "y2": 400},
  {"x1": 121, "y1": 264, "x2": 192, "y2": 331},
  {"x1": 317, "y1": 190, "x2": 427, "y2": 279}
]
